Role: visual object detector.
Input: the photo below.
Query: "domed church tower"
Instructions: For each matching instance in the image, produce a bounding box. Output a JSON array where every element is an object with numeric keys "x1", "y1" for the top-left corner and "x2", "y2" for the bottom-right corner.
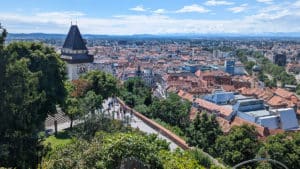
[{"x1": 61, "y1": 24, "x2": 93, "y2": 80}]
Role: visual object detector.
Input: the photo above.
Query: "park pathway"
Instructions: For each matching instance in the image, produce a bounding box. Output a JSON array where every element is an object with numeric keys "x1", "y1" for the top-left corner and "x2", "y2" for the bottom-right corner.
[{"x1": 45, "y1": 98, "x2": 179, "y2": 150}]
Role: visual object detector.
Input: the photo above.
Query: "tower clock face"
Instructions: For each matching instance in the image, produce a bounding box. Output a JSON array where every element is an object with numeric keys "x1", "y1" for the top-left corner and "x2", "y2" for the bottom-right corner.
[{"x1": 77, "y1": 64, "x2": 87, "y2": 74}]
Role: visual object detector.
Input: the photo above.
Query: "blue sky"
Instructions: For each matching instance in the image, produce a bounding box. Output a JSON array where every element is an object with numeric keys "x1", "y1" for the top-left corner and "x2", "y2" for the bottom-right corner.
[{"x1": 1, "y1": 0, "x2": 300, "y2": 34}]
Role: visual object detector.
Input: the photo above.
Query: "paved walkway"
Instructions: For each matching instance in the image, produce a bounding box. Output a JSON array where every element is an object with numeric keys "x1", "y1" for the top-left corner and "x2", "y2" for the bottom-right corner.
[{"x1": 103, "y1": 98, "x2": 179, "y2": 150}]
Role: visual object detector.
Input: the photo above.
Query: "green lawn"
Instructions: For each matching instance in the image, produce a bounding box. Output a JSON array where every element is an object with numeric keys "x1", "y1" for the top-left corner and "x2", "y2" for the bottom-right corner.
[{"x1": 44, "y1": 130, "x2": 73, "y2": 149}]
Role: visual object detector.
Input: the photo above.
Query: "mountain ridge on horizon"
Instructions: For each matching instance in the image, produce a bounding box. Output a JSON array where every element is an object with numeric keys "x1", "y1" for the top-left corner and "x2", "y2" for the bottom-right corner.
[{"x1": 7, "y1": 32, "x2": 300, "y2": 39}]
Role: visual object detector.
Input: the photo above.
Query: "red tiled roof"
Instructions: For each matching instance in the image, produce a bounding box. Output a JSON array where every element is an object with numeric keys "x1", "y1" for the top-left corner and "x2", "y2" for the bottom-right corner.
[
  {"x1": 189, "y1": 107, "x2": 198, "y2": 120},
  {"x1": 216, "y1": 117, "x2": 231, "y2": 133},
  {"x1": 177, "y1": 90, "x2": 194, "y2": 102},
  {"x1": 267, "y1": 95, "x2": 289, "y2": 107},
  {"x1": 222, "y1": 85, "x2": 235, "y2": 92},
  {"x1": 231, "y1": 117, "x2": 267, "y2": 137},
  {"x1": 194, "y1": 98, "x2": 232, "y2": 117},
  {"x1": 275, "y1": 88, "x2": 295, "y2": 99}
]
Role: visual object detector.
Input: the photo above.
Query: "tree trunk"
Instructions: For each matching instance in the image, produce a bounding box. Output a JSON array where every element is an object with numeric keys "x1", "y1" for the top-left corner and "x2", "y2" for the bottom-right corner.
[
  {"x1": 70, "y1": 118, "x2": 73, "y2": 129},
  {"x1": 54, "y1": 120, "x2": 58, "y2": 136}
]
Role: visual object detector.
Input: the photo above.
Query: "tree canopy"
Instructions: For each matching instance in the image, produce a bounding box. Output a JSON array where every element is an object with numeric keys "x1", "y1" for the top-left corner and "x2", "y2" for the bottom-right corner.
[
  {"x1": 43, "y1": 132, "x2": 169, "y2": 169},
  {"x1": 82, "y1": 70, "x2": 118, "y2": 99},
  {"x1": 213, "y1": 125, "x2": 261, "y2": 166},
  {"x1": 120, "y1": 77, "x2": 152, "y2": 107},
  {"x1": 186, "y1": 113, "x2": 222, "y2": 152},
  {"x1": 258, "y1": 132, "x2": 300, "y2": 169},
  {"x1": 148, "y1": 93, "x2": 191, "y2": 128},
  {"x1": 0, "y1": 40, "x2": 66, "y2": 168}
]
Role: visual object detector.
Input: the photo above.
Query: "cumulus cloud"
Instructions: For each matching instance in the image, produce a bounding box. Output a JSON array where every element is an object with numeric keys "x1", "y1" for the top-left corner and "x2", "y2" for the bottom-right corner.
[
  {"x1": 176, "y1": 4, "x2": 210, "y2": 13},
  {"x1": 256, "y1": 0, "x2": 273, "y2": 4},
  {"x1": 204, "y1": 0, "x2": 234, "y2": 6},
  {"x1": 153, "y1": 9, "x2": 166, "y2": 14},
  {"x1": 129, "y1": 5, "x2": 146, "y2": 12},
  {"x1": 293, "y1": 0, "x2": 300, "y2": 7},
  {"x1": 228, "y1": 4, "x2": 248, "y2": 13}
]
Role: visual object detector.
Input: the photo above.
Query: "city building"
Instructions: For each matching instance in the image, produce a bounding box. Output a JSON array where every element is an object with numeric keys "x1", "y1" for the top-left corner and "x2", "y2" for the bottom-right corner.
[
  {"x1": 224, "y1": 60, "x2": 235, "y2": 75},
  {"x1": 182, "y1": 62, "x2": 202, "y2": 73},
  {"x1": 202, "y1": 90, "x2": 299, "y2": 131}
]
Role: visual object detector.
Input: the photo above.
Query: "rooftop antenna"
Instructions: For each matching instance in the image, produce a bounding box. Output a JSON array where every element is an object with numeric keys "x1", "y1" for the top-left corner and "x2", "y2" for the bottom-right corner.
[{"x1": 71, "y1": 20, "x2": 73, "y2": 26}]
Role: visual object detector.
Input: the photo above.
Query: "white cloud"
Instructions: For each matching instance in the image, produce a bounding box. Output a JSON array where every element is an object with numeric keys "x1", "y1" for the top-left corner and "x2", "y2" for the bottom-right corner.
[
  {"x1": 3, "y1": 2, "x2": 300, "y2": 35},
  {"x1": 129, "y1": 5, "x2": 146, "y2": 12},
  {"x1": 228, "y1": 4, "x2": 248, "y2": 13},
  {"x1": 293, "y1": 0, "x2": 300, "y2": 7},
  {"x1": 176, "y1": 4, "x2": 210, "y2": 13},
  {"x1": 36, "y1": 11, "x2": 85, "y2": 18},
  {"x1": 256, "y1": 0, "x2": 273, "y2": 4},
  {"x1": 153, "y1": 9, "x2": 166, "y2": 14},
  {"x1": 205, "y1": 0, "x2": 234, "y2": 6}
]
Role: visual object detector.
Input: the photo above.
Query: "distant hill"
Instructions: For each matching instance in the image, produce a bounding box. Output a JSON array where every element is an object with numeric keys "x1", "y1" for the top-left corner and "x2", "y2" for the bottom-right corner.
[
  {"x1": 7, "y1": 33, "x2": 66, "y2": 40},
  {"x1": 6, "y1": 32, "x2": 300, "y2": 41}
]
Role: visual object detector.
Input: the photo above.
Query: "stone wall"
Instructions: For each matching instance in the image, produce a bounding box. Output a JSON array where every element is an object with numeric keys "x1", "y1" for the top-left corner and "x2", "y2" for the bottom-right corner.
[{"x1": 117, "y1": 98, "x2": 189, "y2": 150}]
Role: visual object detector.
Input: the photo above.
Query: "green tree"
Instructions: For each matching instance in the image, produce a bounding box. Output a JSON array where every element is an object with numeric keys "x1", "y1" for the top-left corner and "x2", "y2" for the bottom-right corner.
[
  {"x1": 0, "y1": 33, "x2": 66, "y2": 168},
  {"x1": 258, "y1": 132, "x2": 300, "y2": 169},
  {"x1": 245, "y1": 61, "x2": 256, "y2": 74},
  {"x1": 134, "y1": 104, "x2": 150, "y2": 115},
  {"x1": 80, "y1": 91, "x2": 103, "y2": 115},
  {"x1": 296, "y1": 84, "x2": 300, "y2": 95},
  {"x1": 213, "y1": 125, "x2": 260, "y2": 166},
  {"x1": 0, "y1": 23, "x2": 7, "y2": 49},
  {"x1": 0, "y1": 58, "x2": 45, "y2": 168},
  {"x1": 149, "y1": 93, "x2": 191, "y2": 128},
  {"x1": 44, "y1": 132, "x2": 169, "y2": 169},
  {"x1": 159, "y1": 150, "x2": 204, "y2": 169},
  {"x1": 188, "y1": 149, "x2": 213, "y2": 168},
  {"x1": 82, "y1": 70, "x2": 118, "y2": 99},
  {"x1": 236, "y1": 49, "x2": 248, "y2": 63},
  {"x1": 186, "y1": 113, "x2": 222, "y2": 152},
  {"x1": 62, "y1": 97, "x2": 81, "y2": 129},
  {"x1": 121, "y1": 77, "x2": 152, "y2": 107},
  {"x1": 5, "y1": 42, "x2": 67, "y2": 114}
]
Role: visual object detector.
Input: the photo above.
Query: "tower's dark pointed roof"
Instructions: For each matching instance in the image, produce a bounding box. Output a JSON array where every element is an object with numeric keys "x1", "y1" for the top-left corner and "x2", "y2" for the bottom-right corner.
[
  {"x1": 63, "y1": 25, "x2": 87, "y2": 50},
  {"x1": 61, "y1": 25, "x2": 93, "y2": 64}
]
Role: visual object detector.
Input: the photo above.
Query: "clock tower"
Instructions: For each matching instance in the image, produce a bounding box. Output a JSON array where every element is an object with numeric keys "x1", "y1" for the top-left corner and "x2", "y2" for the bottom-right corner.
[{"x1": 61, "y1": 24, "x2": 93, "y2": 80}]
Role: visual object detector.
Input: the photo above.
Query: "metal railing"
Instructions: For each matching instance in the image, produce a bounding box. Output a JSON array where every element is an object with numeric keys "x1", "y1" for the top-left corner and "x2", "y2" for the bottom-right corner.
[{"x1": 233, "y1": 158, "x2": 289, "y2": 169}]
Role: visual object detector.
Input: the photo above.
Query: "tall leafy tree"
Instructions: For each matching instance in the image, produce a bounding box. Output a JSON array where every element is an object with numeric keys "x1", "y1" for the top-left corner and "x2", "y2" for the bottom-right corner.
[
  {"x1": 5, "y1": 42, "x2": 67, "y2": 115},
  {"x1": 62, "y1": 97, "x2": 81, "y2": 129},
  {"x1": 258, "y1": 132, "x2": 300, "y2": 169},
  {"x1": 0, "y1": 58, "x2": 45, "y2": 168},
  {"x1": 80, "y1": 91, "x2": 103, "y2": 115},
  {"x1": 62, "y1": 80, "x2": 91, "y2": 128},
  {"x1": 0, "y1": 29, "x2": 67, "y2": 168},
  {"x1": 213, "y1": 125, "x2": 260, "y2": 166},
  {"x1": 149, "y1": 93, "x2": 190, "y2": 128},
  {"x1": 121, "y1": 77, "x2": 152, "y2": 107},
  {"x1": 82, "y1": 70, "x2": 118, "y2": 99},
  {"x1": 186, "y1": 113, "x2": 222, "y2": 152}
]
